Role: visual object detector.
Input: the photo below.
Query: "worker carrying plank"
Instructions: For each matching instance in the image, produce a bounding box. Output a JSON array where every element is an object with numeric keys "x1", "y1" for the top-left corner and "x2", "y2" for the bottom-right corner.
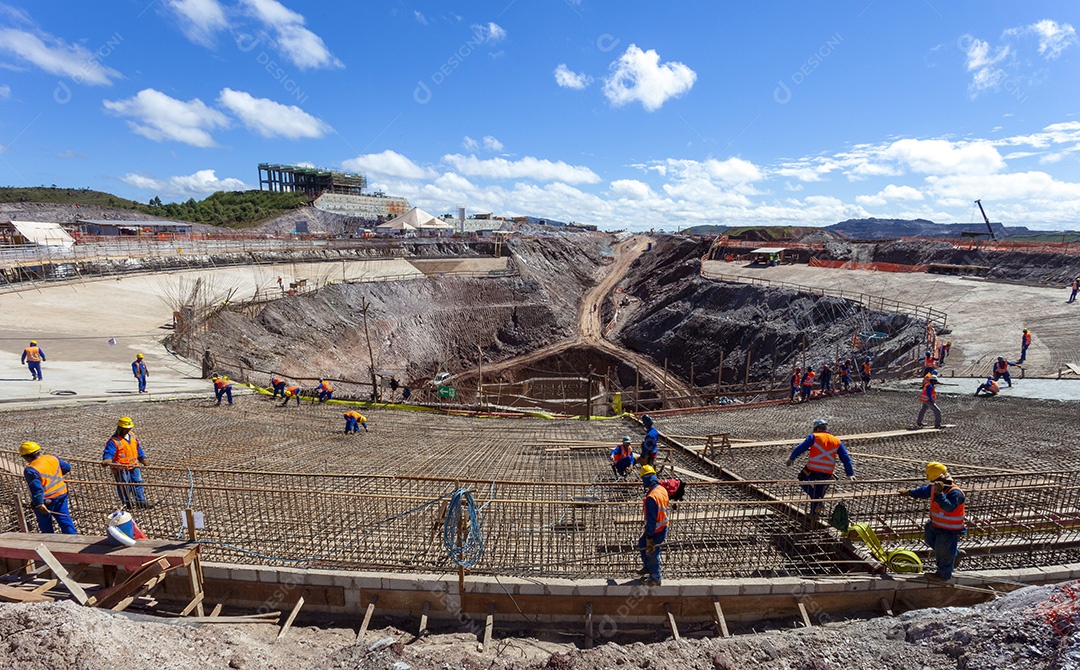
[
  {"x1": 19, "y1": 441, "x2": 77, "y2": 534},
  {"x1": 636, "y1": 464, "x2": 668, "y2": 586},
  {"x1": 898, "y1": 462, "x2": 966, "y2": 582},
  {"x1": 993, "y1": 357, "x2": 1014, "y2": 387},
  {"x1": 785, "y1": 419, "x2": 855, "y2": 515}
]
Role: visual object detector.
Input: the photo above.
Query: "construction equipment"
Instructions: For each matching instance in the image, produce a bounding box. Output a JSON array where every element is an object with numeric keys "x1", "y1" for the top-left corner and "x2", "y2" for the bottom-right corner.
[
  {"x1": 850, "y1": 522, "x2": 923, "y2": 573},
  {"x1": 975, "y1": 199, "x2": 997, "y2": 240}
]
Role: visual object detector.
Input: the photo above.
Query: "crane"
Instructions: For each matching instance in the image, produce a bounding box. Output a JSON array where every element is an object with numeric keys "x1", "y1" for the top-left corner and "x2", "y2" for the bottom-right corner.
[{"x1": 974, "y1": 199, "x2": 997, "y2": 240}]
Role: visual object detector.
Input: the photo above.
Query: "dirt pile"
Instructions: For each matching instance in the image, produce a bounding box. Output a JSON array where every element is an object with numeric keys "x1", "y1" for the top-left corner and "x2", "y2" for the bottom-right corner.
[
  {"x1": 195, "y1": 235, "x2": 612, "y2": 389},
  {"x1": 613, "y1": 237, "x2": 923, "y2": 384},
  {"x1": 2, "y1": 583, "x2": 1078, "y2": 669}
]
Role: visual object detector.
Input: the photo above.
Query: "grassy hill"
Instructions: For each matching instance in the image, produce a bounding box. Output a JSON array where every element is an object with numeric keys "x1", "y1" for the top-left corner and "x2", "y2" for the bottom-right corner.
[{"x1": 0, "y1": 186, "x2": 308, "y2": 228}]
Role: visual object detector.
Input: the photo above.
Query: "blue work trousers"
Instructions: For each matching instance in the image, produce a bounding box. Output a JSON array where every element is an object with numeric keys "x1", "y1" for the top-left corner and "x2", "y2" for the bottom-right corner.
[
  {"x1": 344, "y1": 417, "x2": 363, "y2": 433},
  {"x1": 215, "y1": 386, "x2": 233, "y2": 404},
  {"x1": 638, "y1": 527, "x2": 667, "y2": 582},
  {"x1": 318, "y1": 390, "x2": 333, "y2": 402},
  {"x1": 925, "y1": 522, "x2": 963, "y2": 579},
  {"x1": 612, "y1": 456, "x2": 634, "y2": 477},
  {"x1": 1020, "y1": 344, "x2": 1029, "y2": 361},
  {"x1": 994, "y1": 371, "x2": 1012, "y2": 386},
  {"x1": 34, "y1": 495, "x2": 77, "y2": 534},
  {"x1": 136, "y1": 373, "x2": 147, "y2": 392},
  {"x1": 112, "y1": 467, "x2": 147, "y2": 505},
  {"x1": 798, "y1": 469, "x2": 834, "y2": 514},
  {"x1": 27, "y1": 361, "x2": 42, "y2": 380},
  {"x1": 272, "y1": 382, "x2": 286, "y2": 398}
]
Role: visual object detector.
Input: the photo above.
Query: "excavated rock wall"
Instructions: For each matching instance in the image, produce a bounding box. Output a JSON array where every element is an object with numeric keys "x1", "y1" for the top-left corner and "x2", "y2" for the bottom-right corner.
[{"x1": 614, "y1": 238, "x2": 923, "y2": 384}]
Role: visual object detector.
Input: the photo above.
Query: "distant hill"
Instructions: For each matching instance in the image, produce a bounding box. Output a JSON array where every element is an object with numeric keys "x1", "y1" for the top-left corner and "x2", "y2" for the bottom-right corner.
[
  {"x1": 0, "y1": 186, "x2": 143, "y2": 210},
  {"x1": 826, "y1": 218, "x2": 1033, "y2": 240}
]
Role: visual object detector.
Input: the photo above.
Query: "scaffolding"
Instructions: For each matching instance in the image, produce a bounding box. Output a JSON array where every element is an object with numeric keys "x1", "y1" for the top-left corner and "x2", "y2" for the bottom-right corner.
[{"x1": 258, "y1": 163, "x2": 367, "y2": 197}]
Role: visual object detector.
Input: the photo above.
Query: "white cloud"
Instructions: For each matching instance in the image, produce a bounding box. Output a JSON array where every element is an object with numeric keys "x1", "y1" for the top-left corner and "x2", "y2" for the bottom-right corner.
[
  {"x1": 413, "y1": 10, "x2": 428, "y2": 25},
  {"x1": 882, "y1": 138, "x2": 1004, "y2": 175},
  {"x1": 442, "y1": 154, "x2": 601, "y2": 184},
  {"x1": 342, "y1": 150, "x2": 437, "y2": 180},
  {"x1": 166, "y1": 0, "x2": 228, "y2": 47},
  {"x1": 962, "y1": 36, "x2": 1010, "y2": 94},
  {"x1": 554, "y1": 63, "x2": 591, "y2": 90},
  {"x1": 462, "y1": 136, "x2": 478, "y2": 151},
  {"x1": 0, "y1": 84, "x2": 9, "y2": 100},
  {"x1": 472, "y1": 22, "x2": 506, "y2": 43},
  {"x1": 239, "y1": 0, "x2": 342, "y2": 70},
  {"x1": 602, "y1": 44, "x2": 696, "y2": 111},
  {"x1": 121, "y1": 169, "x2": 251, "y2": 197},
  {"x1": 103, "y1": 88, "x2": 228, "y2": 147},
  {"x1": 609, "y1": 179, "x2": 652, "y2": 199},
  {"x1": 0, "y1": 27, "x2": 121, "y2": 85},
  {"x1": 482, "y1": 135, "x2": 503, "y2": 152},
  {"x1": 1023, "y1": 19, "x2": 1076, "y2": 59},
  {"x1": 662, "y1": 157, "x2": 763, "y2": 185},
  {"x1": 856, "y1": 184, "x2": 925, "y2": 207},
  {"x1": 217, "y1": 88, "x2": 331, "y2": 139}
]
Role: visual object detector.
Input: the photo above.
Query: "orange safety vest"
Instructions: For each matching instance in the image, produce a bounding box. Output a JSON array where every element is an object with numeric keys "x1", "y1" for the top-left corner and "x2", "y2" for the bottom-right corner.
[
  {"x1": 801, "y1": 371, "x2": 816, "y2": 387},
  {"x1": 644, "y1": 485, "x2": 669, "y2": 533},
  {"x1": 28, "y1": 454, "x2": 68, "y2": 499},
  {"x1": 271, "y1": 377, "x2": 284, "y2": 386},
  {"x1": 285, "y1": 385, "x2": 300, "y2": 396},
  {"x1": 1022, "y1": 333, "x2": 1032, "y2": 346},
  {"x1": 994, "y1": 360, "x2": 1008, "y2": 374},
  {"x1": 343, "y1": 411, "x2": 365, "y2": 421},
  {"x1": 214, "y1": 378, "x2": 231, "y2": 390},
  {"x1": 919, "y1": 385, "x2": 936, "y2": 403},
  {"x1": 108, "y1": 432, "x2": 140, "y2": 469},
  {"x1": 924, "y1": 354, "x2": 935, "y2": 367},
  {"x1": 929, "y1": 484, "x2": 965, "y2": 530},
  {"x1": 985, "y1": 379, "x2": 999, "y2": 394},
  {"x1": 612, "y1": 443, "x2": 633, "y2": 462},
  {"x1": 806, "y1": 433, "x2": 842, "y2": 475},
  {"x1": 23, "y1": 346, "x2": 42, "y2": 362},
  {"x1": 319, "y1": 381, "x2": 333, "y2": 392},
  {"x1": 862, "y1": 362, "x2": 871, "y2": 376}
]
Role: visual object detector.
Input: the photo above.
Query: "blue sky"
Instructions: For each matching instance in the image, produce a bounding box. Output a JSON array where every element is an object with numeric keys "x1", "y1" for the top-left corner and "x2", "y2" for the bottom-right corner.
[{"x1": 1, "y1": 1, "x2": 1078, "y2": 230}]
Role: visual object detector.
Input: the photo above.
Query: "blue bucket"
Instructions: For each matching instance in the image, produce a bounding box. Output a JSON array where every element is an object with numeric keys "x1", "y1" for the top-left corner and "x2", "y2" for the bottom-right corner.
[{"x1": 106, "y1": 510, "x2": 136, "y2": 546}]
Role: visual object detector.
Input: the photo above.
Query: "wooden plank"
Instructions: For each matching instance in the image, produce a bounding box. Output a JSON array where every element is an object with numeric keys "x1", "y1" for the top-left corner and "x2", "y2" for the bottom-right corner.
[
  {"x1": 880, "y1": 597, "x2": 894, "y2": 617},
  {"x1": 210, "y1": 589, "x2": 231, "y2": 618},
  {"x1": 664, "y1": 603, "x2": 680, "y2": 641},
  {"x1": 93, "y1": 558, "x2": 172, "y2": 611},
  {"x1": 177, "y1": 615, "x2": 281, "y2": 624},
  {"x1": 701, "y1": 427, "x2": 951, "y2": 452},
  {"x1": 179, "y1": 591, "x2": 205, "y2": 617},
  {"x1": 712, "y1": 598, "x2": 730, "y2": 638},
  {"x1": 2, "y1": 533, "x2": 197, "y2": 570},
  {"x1": 480, "y1": 601, "x2": 494, "y2": 652},
  {"x1": 797, "y1": 601, "x2": 813, "y2": 628},
  {"x1": 0, "y1": 582, "x2": 53, "y2": 603},
  {"x1": 585, "y1": 602, "x2": 594, "y2": 649},
  {"x1": 672, "y1": 466, "x2": 719, "y2": 483},
  {"x1": 276, "y1": 591, "x2": 306, "y2": 640},
  {"x1": 356, "y1": 594, "x2": 379, "y2": 642},
  {"x1": 418, "y1": 600, "x2": 430, "y2": 637},
  {"x1": 34, "y1": 544, "x2": 89, "y2": 605},
  {"x1": 1066, "y1": 363, "x2": 1080, "y2": 376},
  {"x1": 29, "y1": 578, "x2": 58, "y2": 596}
]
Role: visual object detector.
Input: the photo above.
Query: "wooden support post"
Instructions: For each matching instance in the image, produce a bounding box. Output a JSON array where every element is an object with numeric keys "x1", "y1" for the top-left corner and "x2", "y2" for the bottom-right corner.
[
  {"x1": 357, "y1": 594, "x2": 379, "y2": 642},
  {"x1": 664, "y1": 603, "x2": 680, "y2": 641},
  {"x1": 712, "y1": 598, "x2": 730, "y2": 638},
  {"x1": 418, "y1": 600, "x2": 430, "y2": 637},
  {"x1": 480, "y1": 601, "x2": 494, "y2": 652},
  {"x1": 210, "y1": 589, "x2": 232, "y2": 618},
  {"x1": 277, "y1": 590, "x2": 306, "y2": 640},
  {"x1": 585, "y1": 602, "x2": 594, "y2": 649},
  {"x1": 185, "y1": 508, "x2": 197, "y2": 542},
  {"x1": 717, "y1": 350, "x2": 723, "y2": 400},
  {"x1": 29, "y1": 578, "x2": 58, "y2": 596},
  {"x1": 179, "y1": 591, "x2": 205, "y2": 616},
  {"x1": 880, "y1": 597, "x2": 894, "y2": 617},
  {"x1": 12, "y1": 491, "x2": 33, "y2": 573},
  {"x1": 743, "y1": 349, "x2": 752, "y2": 403},
  {"x1": 797, "y1": 601, "x2": 813, "y2": 628},
  {"x1": 634, "y1": 368, "x2": 640, "y2": 413},
  {"x1": 34, "y1": 544, "x2": 89, "y2": 606}
]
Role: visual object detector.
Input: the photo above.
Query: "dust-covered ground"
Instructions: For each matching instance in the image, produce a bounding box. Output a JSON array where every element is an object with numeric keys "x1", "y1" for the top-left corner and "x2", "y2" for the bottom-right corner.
[{"x1": 2, "y1": 582, "x2": 1078, "y2": 670}]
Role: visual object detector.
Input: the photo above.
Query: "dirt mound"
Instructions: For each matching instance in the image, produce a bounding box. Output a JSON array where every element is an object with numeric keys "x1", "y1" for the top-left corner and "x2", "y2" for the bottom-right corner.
[{"x1": 614, "y1": 237, "x2": 922, "y2": 383}]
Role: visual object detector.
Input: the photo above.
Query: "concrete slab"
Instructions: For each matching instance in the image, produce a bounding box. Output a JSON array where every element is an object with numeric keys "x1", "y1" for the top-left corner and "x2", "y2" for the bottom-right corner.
[{"x1": 879, "y1": 376, "x2": 1080, "y2": 402}]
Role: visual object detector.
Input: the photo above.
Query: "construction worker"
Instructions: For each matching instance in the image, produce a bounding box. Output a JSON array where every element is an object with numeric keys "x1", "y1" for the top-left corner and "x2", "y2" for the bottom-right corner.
[
  {"x1": 270, "y1": 375, "x2": 287, "y2": 399},
  {"x1": 899, "y1": 462, "x2": 965, "y2": 581},
  {"x1": 923, "y1": 350, "x2": 937, "y2": 375},
  {"x1": 343, "y1": 410, "x2": 368, "y2": 434},
  {"x1": 799, "y1": 367, "x2": 816, "y2": 401},
  {"x1": 1069, "y1": 276, "x2": 1079, "y2": 303},
  {"x1": 992, "y1": 357, "x2": 1013, "y2": 387},
  {"x1": 819, "y1": 363, "x2": 833, "y2": 395},
  {"x1": 316, "y1": 379, "x2": 333, "y2": 402},
  {"x1": 213, "y1": 374, "x2": 233, "y2": 405},
  {"x1": 1019, "y1": 329, "x2": 1032, "y2": 363},
  {"x1": 861, "y1": 357, "x2": 872, "y2": 390},
  {"x1": 938, "y1": 341, "x2": 952, "y2": 365},
  {"x1": 102, "y1": 416, "x2": 151, "y2": 509},
  {"x1": 785, "y1": 419, "x2": 855, "y2": 515},
  {"x1": 839, "y1": 359, "x2": 853, "y2": 391},
  {"x1": 21, "y1": 340, "x2": 45, "y2": 381},
  {"x1": 19, "y1": 441, "x2": 76, "y2": 534},
  {"x1": 636, "y1": 464, "x2": 668, "y2": 586},
  {"x1": 277, "y1": 276, "x2": 284, "y2": 292},
  {"x1": 132, "y1": 353, "x2": 149, "y2": 393},
  {"x1": 639, "y1": 414, "x2": 659, "y2": 466},
  {"x1": 789, "y1": 366, "x2": 802, "y2": 402},
  {"x1": 610, "y1": 436, "x2": 636, "y2": 478},
  {"x1": 281, "y1": 383, "x2": 302, "y2": 406},
  {"x1": 916, "y1": 374, "x2": 943, "y2": 429},
  {"x1": 975, "y1": 376, "x2": 1000, "y2": 397}
]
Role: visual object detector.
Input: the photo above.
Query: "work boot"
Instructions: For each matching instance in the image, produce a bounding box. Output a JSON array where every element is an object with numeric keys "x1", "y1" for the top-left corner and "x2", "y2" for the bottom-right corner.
[
  {"x1": 641, "y1": 577, "x2": 662, "y2": 586},
  {"x1": 954, "y1": 550, "x2": 967, "y2": 569},
  {"x1": 636, "y1": 567, "x2": 650, "y2": 575},
  {"x1": 924, "y1": 573, "x2": 950, "y2": 583}
]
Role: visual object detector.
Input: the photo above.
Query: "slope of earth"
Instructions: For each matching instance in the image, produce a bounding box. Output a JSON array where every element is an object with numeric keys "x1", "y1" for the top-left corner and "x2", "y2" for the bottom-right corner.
[
  {"x1": 0, "y1": 202, "x2": 215, "y2": 232},
  {"x1": 194, "y1": 235, "x2": 614, "y2": 388},
  {"x1": 1, "y1": 582, "x2": 1077, "y2": 670},
  {"x1": 611, "y1": 237, "x2": 923, "y2": 384}
]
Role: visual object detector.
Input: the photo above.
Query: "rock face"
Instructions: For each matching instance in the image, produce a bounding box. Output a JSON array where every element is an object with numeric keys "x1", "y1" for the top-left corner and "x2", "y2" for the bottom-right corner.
[{"x1": 613, "y1": 237, "x2": 923, "y2": 384}]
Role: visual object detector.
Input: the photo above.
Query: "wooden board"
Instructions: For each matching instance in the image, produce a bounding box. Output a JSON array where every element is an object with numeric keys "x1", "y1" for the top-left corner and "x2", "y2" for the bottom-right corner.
[
  {"x1": 1, "y1": 533, "x2": 197, "y2": 571},
  {"x1": 694, "y1": 427, "x2": 953, "y2": 452},
  {"x1": 0, "y1": 582, "x2": 54, "y2": 603},
  {"x1": 93, "y1": 558, "x2": 173, "y2": 611},
  {"x1": 1066, "y1": 363, "x2": 1080, "y2": 376},
  {"x1": 34, "y1": 544, "x2": 89, "y2": 605}
]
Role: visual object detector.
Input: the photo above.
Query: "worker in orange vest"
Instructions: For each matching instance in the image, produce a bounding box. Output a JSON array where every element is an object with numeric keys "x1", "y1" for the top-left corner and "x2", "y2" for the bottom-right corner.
[
  {"x1": 270, "y1": 375, "x2": 287, "y2": 399},
  {"x1": 101, "y1": 416, "x2": 151, "y2": 508},
  {"x1": 860, "y1": 357, "x2": 872, "y2": 390},
  {"x1": 281, "y1": 384, "x2": 302, "y2": 406},
  {"x1": 899, "y1": 462, "x2": 965, "y2": 581},
  {"x1": 916, "y1": 375, "x2": 943, "y2": 429},
  {"x1": 923, "y1": 350, "x2": 937, "y2": 375},
  {"x1": 799, "y1": 368, "x2": 816, "y2": 401},
  {"x1": 212, "y1": 375, "x2": 233, "y2": 405},
  {"x1": 785, "y1": 419, "x2": 855, "y2": 515},
  {"x1": 316, "y1": 379, "x2": 333, "y2": 402},
  {"x1": 1019, "y1": 328, "x2": 1032, "y2": 363},
  {"x1": 975, "y1": 376, "x2": 999, "y2": 397},
  {"x1": 636, "y1": 464, "x2": 669, "y2": 586},
  {"x1": 21, "y1": 339, "x2": 45, "y2": 380},
  {"x1": 343, "y1": 410, "x2": 368, "y2": 434},
  {"x1": 992, "y1": 357, "x2": 1013, "y2": 387},
  {"x1": 789, "y1": 366, "x2": 802, "y2": 402},
  {"x1": 1069, "y1": 276, "x2": 1079, "y2": 303},
  {"x1": 19, "y1": 441, "x2": 77, "y2": 534}
]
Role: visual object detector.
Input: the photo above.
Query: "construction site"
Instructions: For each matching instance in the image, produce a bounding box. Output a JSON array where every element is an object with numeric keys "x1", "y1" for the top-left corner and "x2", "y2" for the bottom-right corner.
[{"x1": 2, "y1": 222, "x2": 1080, "y2": 669}]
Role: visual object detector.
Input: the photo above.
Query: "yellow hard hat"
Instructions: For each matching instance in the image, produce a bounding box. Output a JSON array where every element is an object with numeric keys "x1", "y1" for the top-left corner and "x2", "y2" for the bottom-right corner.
[
  {"x1": 925, "y1": 462, "x2": 948, "y2": 481},
  {"x1": 18, "y1": 441, "x2": 41, "y2": 456},
  {"x1": 29, "y1": 340, "x2": 37, "y2": 345},
  {"x1": 1023, "y1": 328, "x2": 1029, "y2": 333},
  {"x1": 136, "y1": 353, "x2": 144, "y2": 359},
  {"x1": 117, "y1": 416, "x2": 134, "y2": 429},
  {"x1": 640, "y1": 465, "x2": 657, "y2": 477}
]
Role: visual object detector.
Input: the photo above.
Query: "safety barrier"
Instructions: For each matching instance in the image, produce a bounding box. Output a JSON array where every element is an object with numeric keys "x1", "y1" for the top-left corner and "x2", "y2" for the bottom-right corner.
[{"x1": 808, "y1": 258, "x2": 930, "y2": 273}]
